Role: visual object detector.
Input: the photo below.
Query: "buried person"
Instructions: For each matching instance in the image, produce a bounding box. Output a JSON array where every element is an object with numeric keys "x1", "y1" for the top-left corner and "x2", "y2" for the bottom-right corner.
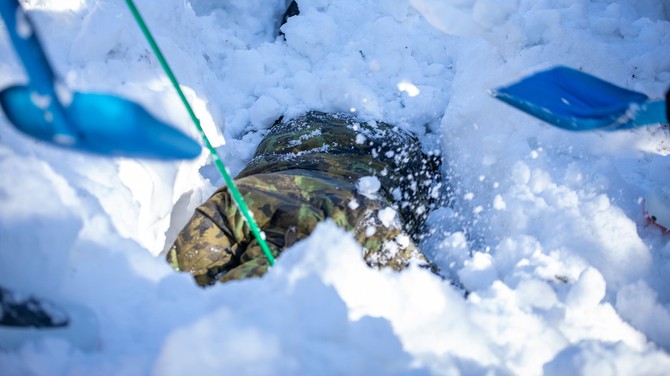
[{"x1": 168, "y1": 111, "x2": 445, "y2": 285}]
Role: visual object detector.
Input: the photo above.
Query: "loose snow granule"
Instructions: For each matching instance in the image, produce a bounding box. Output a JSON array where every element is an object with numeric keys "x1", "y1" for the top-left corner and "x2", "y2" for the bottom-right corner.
[
  {"x1": 355, "y1": 134, "x2": 367, "y2": 144},
  {"x1": 464, "y1": 192, "x2": 475, "y2": 201},
  {"x1": 378, "y1": 207, "x2": 397, "y2": 228},
  {"x1": 493, "y1": 195, "x2": 506, "y2": 210},
  {"x1": 55, "y1": 82, "x2": 73, "y2": 106},
  {"x1": 391, "y1": 187, "x2": 402, "y2": 201},
  {"x1": 366, "y1": 226, "x2": 376, "y2": 237},
  {"x1": 348, "y1": 199, "x2": 360, "y2": 210},
  {"x1": 430, "y1": 183, "x2": 442, "y2": 199},
  {"x1": 289, "y1": 129, "x2": 323, "y2": 146},
  {"x1": 30, "y1": 92, "x2": 52, "y2": 109},
  {"x1": 396, "y1": 234, "x2": 410, "y2": 248},
  {"x1": 358, "y1": 176, "x2": 381, "y2": 198},
  {"x1": 382, "y1": 241, "x2": 399, "y2": 259},
  {"x1": 397, "y1": 80, "x2": 420, "y2": 97}
]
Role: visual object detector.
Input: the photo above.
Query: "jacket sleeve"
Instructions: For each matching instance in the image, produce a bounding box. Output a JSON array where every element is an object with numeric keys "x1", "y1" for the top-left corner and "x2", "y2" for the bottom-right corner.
[{"x1": 167, "y1": 189, "x2": 245, "y2": 286}]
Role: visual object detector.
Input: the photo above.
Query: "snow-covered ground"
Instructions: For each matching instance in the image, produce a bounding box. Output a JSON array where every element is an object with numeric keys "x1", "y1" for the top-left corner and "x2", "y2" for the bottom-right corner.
[{"x1": 1, "y1": 0, "x2": 670, "y2": 374}]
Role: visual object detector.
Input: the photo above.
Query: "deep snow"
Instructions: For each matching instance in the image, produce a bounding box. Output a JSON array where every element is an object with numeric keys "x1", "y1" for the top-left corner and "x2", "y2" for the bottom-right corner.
[{"x1": 1, "y1": 0, "x2": 670, "y2": 374}]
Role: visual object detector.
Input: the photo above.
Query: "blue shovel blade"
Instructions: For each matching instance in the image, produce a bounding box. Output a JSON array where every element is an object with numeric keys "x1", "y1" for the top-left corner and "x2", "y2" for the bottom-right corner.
[
  {"x1": 492, "y1": 66, "x2": 651, "y2": 131},
  {"x1": 0, "y1": 85, "x2": 202, "y2": 159}
]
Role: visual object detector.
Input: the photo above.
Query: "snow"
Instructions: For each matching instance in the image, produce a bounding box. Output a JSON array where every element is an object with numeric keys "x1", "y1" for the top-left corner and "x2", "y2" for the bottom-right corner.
[
  {"x1": 1, "y1": 0, "x2": 670, "y2": 374},
  {"x1": 357, "y1": 175, "x2": 381, "y2": 199}
]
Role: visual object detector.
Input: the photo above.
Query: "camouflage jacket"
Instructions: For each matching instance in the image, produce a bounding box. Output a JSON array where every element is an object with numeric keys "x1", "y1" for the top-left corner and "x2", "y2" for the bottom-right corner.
[{"x1": 168, "y1": 112, "x2": 442, "y2": 285}]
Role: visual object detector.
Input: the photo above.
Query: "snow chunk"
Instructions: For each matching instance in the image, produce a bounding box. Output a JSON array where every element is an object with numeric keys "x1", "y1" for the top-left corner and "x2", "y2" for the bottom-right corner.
[
  {"x1": 281, "y1": 9, "x2": 337, "y2": 58},
  {"x1": 493, "y1": 194, "x2": 506, "y2": 210},
  {"x1": 511, "y1": 161, "x2": 531, "y2": 186},
  {"x1": 250, "y1": 95, "x2": 282, "y2": 130},
  {"x1": 616, "y1": 281, "x2": 670, "y2": 349},
  {"x1": 566, "y1": 267, "x2": 606, "y2": 309},
  {"x1": 357, "y1": 176, "x2": 381, "y2": 199},
  {"x1": 397, "y1": 80, "x2": 421, "y2": 97},
  {"x1": 355, "y1": 134, "x2": 367, "y2": 145},
  {"x1": 378, "y1": 207, "x2": 398, "y2": 228},
  {"x1": 458, "y1": 252, "x2": 497, "y2": 291},
  {"x1": 544, "y1": 341, "x2": 670, "y2": 376}
]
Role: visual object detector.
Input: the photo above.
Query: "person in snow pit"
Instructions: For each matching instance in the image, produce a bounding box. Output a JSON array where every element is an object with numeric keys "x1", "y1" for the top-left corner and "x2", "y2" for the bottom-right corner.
[{"x1": 168, "y1": 111, "x2": 445, "y2": 285}]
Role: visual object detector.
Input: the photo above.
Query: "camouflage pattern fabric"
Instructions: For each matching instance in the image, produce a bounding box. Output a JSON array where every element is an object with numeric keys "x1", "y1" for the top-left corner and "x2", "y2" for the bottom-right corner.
[{"x1": 168, "y1": 111, "x2": 443, "y2": 285}]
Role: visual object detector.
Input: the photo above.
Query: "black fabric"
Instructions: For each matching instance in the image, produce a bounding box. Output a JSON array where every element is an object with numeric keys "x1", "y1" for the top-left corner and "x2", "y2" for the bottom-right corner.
[
  {"x1": 0, "y1": 286, "x2": 69, "y2": 328},
  {"x1": 279, "y1": 0, "x2": 300, "y2": 37}
]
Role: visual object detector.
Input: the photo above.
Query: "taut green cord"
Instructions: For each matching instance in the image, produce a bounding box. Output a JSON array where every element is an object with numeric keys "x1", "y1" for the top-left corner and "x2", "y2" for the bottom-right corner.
[{"x1": 125, "y1": 0, "x2": 275, "y2": 266}]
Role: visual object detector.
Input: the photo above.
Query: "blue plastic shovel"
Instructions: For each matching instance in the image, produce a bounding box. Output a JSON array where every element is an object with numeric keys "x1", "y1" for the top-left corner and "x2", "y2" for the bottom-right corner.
[
  {"x1": 0, "y1": 0, "x2": 201, "y2": 159},
  {"x1": 492, "y1": 66, "x2": 669, "y2": 131}
]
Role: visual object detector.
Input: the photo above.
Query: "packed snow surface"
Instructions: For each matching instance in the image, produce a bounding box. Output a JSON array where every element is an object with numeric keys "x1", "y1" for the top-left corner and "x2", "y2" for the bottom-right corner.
[{"x1": 1, "y1": 0, "x2": 670, "y2": 374}]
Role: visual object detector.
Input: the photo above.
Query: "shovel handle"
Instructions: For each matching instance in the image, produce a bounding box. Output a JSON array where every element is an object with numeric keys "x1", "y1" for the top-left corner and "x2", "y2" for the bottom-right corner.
[
  {"x1": 0, "y1": 1, "x2": 55, "y2": 93},
  {"x1": 633, "y1": 100, "x2": 668, "y2": 126},
  {"x1": 0, "y1": 0, "x2": 77, "y2": 142}
]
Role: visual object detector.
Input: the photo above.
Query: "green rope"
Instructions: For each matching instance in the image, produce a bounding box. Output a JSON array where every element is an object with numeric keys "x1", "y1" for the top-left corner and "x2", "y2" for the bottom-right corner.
[{"x1": 125, "y1": 0, "x2": 275, "y2": 266}]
